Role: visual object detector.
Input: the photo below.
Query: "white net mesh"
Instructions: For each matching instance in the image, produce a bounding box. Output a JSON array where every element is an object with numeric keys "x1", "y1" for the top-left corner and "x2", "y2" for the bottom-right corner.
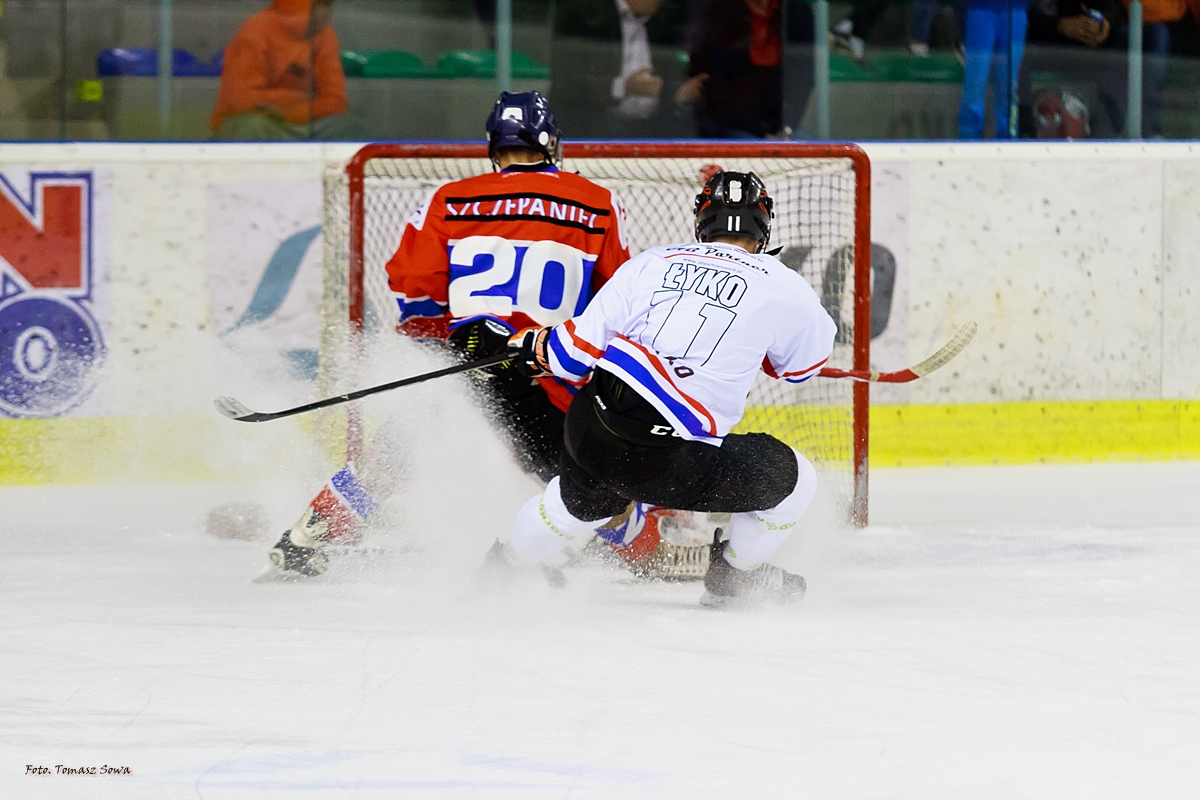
[{"x1": 323, "y1": 153, "x2": 862, "y2": 512}]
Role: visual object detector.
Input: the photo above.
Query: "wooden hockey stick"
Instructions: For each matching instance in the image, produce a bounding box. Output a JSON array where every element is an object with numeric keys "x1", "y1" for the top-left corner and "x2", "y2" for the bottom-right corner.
[
  {"x1": 818, "y1": 321, "x2": 978, "y2": 383},
  {"x1": 214, "y1": 352, "x2": 515, "y2": 423}
]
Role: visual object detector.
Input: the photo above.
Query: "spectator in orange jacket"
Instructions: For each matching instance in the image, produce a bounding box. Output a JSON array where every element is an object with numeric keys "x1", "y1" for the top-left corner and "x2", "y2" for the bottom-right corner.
[{"x1": 211, "y1": 0, "x2": 365, "y2": 140}]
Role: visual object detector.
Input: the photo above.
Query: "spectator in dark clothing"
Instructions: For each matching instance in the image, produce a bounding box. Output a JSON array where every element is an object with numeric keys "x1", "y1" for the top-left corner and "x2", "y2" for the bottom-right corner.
[
  {"x1": 472, "y1": 0, "x2": 498, "y2": 47},
  {"x1": 551, "y1": 0, "x2": 687, "y2": 137},
  {"x1": 831, "y1": 0, "x2": 891, "y2": 59},
  {"x1": 1099, "y1": 0, "x2": 1186, "y2": 136},
  {"x1": 474, "y1": 0, "x2": 495, "y2": 24},
  {"x1": 1019, "y1": 0, "x2": 1115, "y2": 135},
  {"x1": 1027, "y1": 0, "x2": 1116, "y2": 43},
  {"x1": 910, "y1": 0, "x2": 968, "y2": 56},
  {"x1": 677, "y1": 0, "x2": 814, "y2": 139},
  {"x1": 1024, "y1": 0, "x2": 1180, "y2": 137}
]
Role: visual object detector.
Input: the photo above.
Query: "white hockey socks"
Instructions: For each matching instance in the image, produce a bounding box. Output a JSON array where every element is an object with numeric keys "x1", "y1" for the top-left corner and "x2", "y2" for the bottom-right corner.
[
  {"x1": 724, "y1": 448, "x2": 817, "y2": 571},
  {"x1": 508, "y1": 450, "x2": 818, "y2": 571},
  {"x1": 507, "y1": 477, "x2": 610, "y2": 564}
]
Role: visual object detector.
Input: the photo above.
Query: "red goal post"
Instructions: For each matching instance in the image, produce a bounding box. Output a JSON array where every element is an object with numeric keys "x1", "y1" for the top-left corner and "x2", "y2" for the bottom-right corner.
[{"x1": 333, "y1": 141, "x2": 871, "y2": 525}]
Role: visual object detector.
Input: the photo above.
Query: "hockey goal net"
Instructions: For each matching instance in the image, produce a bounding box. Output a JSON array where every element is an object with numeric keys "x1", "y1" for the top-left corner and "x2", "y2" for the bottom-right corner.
[{"x1": 322, "y1": 142, "x2": 871, "y2": 525}]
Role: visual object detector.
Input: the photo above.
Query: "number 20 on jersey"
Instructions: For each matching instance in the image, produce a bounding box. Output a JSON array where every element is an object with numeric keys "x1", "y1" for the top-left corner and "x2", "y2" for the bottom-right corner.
[{"x1": 447, "y1": 236, "x2": 597, "y2": 326}]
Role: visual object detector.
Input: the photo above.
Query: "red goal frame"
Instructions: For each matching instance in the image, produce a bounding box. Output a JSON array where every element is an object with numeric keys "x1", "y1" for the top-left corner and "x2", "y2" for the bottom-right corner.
[{"x1": 343, "y1": 141, "x2": 871, "y2": 525}]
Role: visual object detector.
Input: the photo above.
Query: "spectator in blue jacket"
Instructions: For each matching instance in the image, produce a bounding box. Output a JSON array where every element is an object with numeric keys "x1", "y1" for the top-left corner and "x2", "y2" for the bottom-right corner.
[{"x1": 958, "y1": 0, "x2": 1031, "y2": 138}]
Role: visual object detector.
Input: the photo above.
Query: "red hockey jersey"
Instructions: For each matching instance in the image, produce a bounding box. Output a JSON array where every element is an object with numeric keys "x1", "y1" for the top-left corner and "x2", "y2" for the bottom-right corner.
[
  {"x1": 385, "y1": 163, "x2": 631, "y2": 410},
  {"x1": 387, "y1": 165, "x2": 630, "y2": 332}
]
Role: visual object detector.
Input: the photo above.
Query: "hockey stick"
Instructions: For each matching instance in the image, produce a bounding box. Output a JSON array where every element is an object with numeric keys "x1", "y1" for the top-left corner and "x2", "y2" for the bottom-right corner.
[
  {"x1": 214, "y1": 352, "x2": 515, "y2": 423},
  {"x1": 818, "y1": 321, "x2": 978, "y2": 383}
]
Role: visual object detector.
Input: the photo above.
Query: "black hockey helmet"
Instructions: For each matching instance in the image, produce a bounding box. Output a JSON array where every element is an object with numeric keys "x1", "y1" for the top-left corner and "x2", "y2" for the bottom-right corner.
[
  {"x1": 485, "y1": 91, "x2": 563, "y2": 168},
  {"x1": 694, "y1": 171, "x2": 774, "y2": 252}
]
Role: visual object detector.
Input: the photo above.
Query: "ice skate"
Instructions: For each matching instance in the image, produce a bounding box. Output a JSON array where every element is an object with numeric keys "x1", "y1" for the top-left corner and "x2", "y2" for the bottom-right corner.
[
  {"x1": 699, "y1": 538, "x2": 806, "y2": 609},
  {"x1": 261, "y1": 506, "x2": 331, "y2": 579},
  {"x1": 265, "y1": 530, "x2": 329, "y2": 577}
]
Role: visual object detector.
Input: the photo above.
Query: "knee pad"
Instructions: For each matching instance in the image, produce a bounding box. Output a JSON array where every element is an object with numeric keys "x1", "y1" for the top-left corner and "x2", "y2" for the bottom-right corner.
[
  {"x1": 724, "y1": 450, "x2": 816, "y2": 570},
  {"x1": 739, "y1": 433, "x2": 802, "y2": 510}
]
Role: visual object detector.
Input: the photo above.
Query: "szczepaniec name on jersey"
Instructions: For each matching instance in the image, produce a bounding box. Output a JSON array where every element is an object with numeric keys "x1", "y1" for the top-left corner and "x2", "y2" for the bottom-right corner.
[{"x1": 443, "y1": 192, "x2": 611, "y2": 233}]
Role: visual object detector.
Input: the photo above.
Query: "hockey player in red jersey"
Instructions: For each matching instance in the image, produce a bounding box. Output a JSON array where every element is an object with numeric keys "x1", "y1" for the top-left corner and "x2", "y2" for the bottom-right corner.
[
  {"x1": 387, "y1": 93, "x2": 632, "y2": 480},
  {"x1": 266, "y1": 91, "x2": 639, "y2": 576},
  {"x1": 497, "y1": 171, "x2": 836, "y2": 607}
]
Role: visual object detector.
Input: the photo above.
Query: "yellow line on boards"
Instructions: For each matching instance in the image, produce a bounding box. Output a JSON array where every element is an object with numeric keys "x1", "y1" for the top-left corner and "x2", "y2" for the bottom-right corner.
[
  {"x1": 739, "y1": 399, "x2": 1199, "y2": 468},
  {"x1": 1, "y1": 400, "x2": 1196, "y2": 485},
  {"x1": 871, "y1": 399, "x2": 1200, "y2": 467},
  {"x1": 0, "y1": 415, "x2": 314, "y2": 486}
]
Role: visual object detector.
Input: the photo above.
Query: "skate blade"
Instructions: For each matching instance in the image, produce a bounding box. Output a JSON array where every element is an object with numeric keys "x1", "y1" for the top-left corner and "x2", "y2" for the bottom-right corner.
[
  {"x1": 698, "y1": 590, "x2": 738, "y2": 609},
  {"x1": 698, "y1": 590, "x2": 769, "y2": 610},
  {"x1": 251, "y1": 563, "x2": 321, "y2": 583},
  {"x1": 698, "y1": 589, "x2": 805, "y2": 610},
  {"x1": 251, "y1": 544, "x2": 401, "y2": 583}
]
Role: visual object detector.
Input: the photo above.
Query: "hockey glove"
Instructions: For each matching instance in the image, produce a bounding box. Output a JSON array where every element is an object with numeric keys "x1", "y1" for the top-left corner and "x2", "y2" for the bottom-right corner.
[
  {"x1": 508, "y1": 327, "x2": 553, "y2": 377},
  {"x1": 446, "y1": 317, "x2": 516, "y2": 375},
  {"x1": 446, "y1": 316, "x2": 514, "y2": 359}
]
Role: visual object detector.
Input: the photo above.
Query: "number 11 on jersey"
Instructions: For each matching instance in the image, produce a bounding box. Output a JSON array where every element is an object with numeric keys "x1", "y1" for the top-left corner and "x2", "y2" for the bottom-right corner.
[{"x1": 646, "y1": 290, "x2": 737, "y2": 367}]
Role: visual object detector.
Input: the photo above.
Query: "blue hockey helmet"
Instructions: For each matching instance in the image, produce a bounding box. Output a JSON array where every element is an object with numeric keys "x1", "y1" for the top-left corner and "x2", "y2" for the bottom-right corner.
[{"x1": 485, "y1": 91, "x2": 562, "y2": 168}]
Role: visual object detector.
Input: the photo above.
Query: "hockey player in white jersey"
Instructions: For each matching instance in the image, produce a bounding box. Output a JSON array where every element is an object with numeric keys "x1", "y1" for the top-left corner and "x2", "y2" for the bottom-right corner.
[{"x1": 499, "y1": 170, "x2": 836, "y2": 607}]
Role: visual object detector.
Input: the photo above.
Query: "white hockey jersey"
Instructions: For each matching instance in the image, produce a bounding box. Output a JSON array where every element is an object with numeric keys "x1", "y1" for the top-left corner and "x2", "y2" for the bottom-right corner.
[{"x1": 545, "y1": 241, "x2": 837, "y2": 445}]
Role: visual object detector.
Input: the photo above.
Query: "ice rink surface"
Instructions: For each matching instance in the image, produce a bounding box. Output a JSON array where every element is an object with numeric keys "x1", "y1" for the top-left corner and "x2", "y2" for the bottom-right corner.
[{"x1": 3, "y1": 461, "x2": 1199, "y2": 798}]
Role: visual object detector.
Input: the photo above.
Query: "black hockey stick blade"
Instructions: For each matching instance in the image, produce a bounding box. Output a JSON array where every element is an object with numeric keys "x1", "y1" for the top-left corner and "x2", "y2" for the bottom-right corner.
[
  {"x1": 214, "y1": 396, "x2": 263, "y2": 421},
  {"x1": 214, "y1": 351, "x2": 516, "y2": 423}
]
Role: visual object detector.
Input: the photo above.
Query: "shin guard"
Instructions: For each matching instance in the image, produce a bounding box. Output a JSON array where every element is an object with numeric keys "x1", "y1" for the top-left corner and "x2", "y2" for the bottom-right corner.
[
  {"x1": 725, "y1": 449, "x2": 817, "y2": 570},
  {"x1": 294, "y1": 464, "x2": 380, "y2": 547},
  {"x1": 508, "y1": 477, "x2": 607, "y2": 565}
]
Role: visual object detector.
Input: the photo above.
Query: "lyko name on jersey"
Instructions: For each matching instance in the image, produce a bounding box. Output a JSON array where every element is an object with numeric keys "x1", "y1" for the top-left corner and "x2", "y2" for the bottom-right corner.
[{"x1": 661, "y1": 261, "x2": 747, "y2": 309}]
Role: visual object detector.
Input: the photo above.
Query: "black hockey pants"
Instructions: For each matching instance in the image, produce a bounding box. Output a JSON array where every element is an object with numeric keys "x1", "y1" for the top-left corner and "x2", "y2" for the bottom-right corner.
[
  {"x1": 445, "y1": 320, "x2": 565, "y2": 483},
  {"x1": 559, "y1": 369, "x2": 800, "y2": 521},
  {"x1": 476, "y1": 370, "x2": 565, "y2": 483}
]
